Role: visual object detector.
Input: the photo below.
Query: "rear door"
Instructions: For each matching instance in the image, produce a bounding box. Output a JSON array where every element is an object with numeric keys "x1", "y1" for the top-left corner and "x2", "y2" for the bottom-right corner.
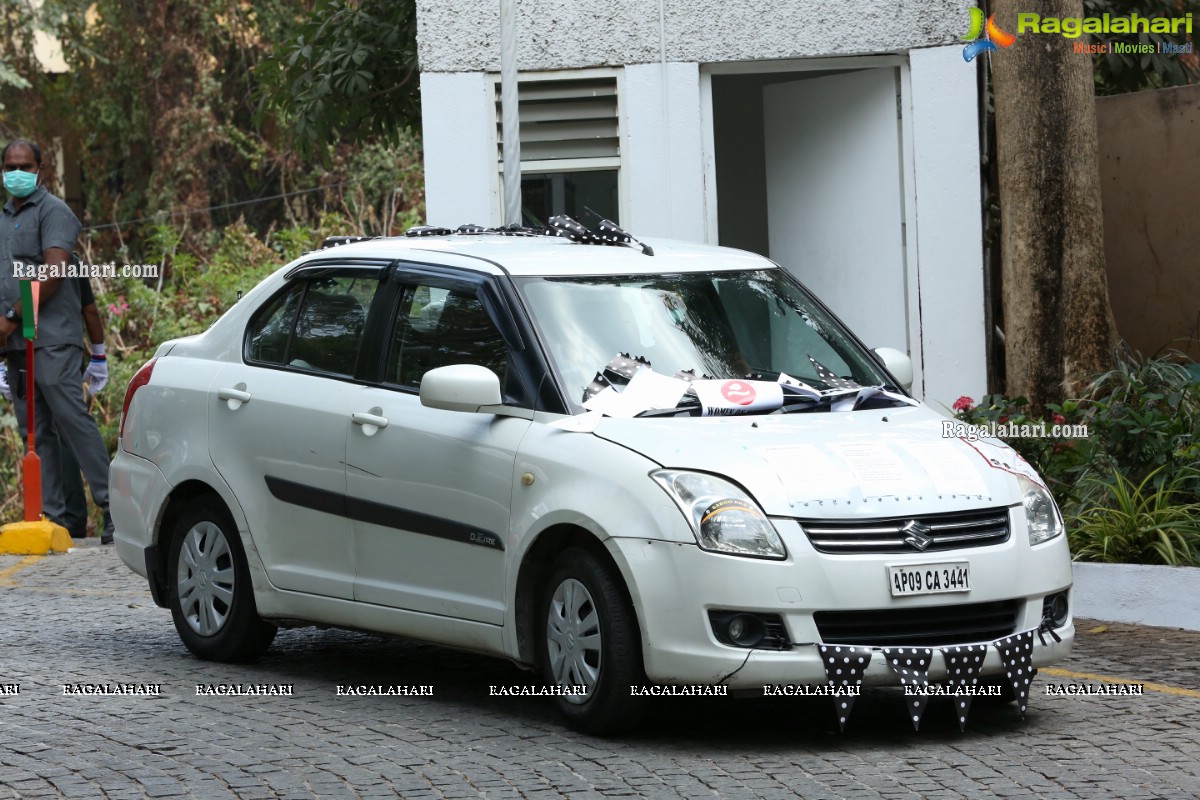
[
  {"x1": 208, "y1": 265, "x2": 387, "y2": 599},
  {"x1": 346, "y1": 269, "x2": 532, "y2": 624}
]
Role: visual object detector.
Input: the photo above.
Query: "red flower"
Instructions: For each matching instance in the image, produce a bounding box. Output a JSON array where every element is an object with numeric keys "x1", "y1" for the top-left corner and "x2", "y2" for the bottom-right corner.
[
  {"x1": 952, "y1": 396, "x2": 974, "y2": 412},
  {"x1": 1052, "y1": 413, "x2": 1066, "y2": 425}
]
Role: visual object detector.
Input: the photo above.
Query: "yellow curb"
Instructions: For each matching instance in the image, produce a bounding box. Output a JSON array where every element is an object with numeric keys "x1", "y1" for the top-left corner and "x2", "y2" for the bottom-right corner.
[
  {"x1": 0, "y1": 519, "x2": 73, "y2": 555},
  {"x1": 1041, "y1": 667, "x2": 1200, "y2": 699}
]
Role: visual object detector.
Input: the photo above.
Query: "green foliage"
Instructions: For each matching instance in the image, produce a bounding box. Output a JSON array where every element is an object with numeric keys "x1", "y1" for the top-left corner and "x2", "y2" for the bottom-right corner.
[
  {"x1": 954, "y1": 348, "x2": 1200, "y2": 564},
  {"x1": 256, "y1": 0, "x2": 420, "y2": 158},
  {"x1": 1083, "y1": 0, "x2": 1200, "y2": 95},
  {"x1": 1069, "y1": 466, "x2": 1200, "y2": 565}
]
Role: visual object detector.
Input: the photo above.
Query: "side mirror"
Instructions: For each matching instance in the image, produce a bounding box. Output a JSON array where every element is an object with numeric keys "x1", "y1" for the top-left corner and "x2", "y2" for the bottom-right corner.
[
  {"x1": 873, "y1": 347, "x2": 913, "y2": 392},
  {"x1": 420, "y1": 364, "x2": 503, "y2": 412}
]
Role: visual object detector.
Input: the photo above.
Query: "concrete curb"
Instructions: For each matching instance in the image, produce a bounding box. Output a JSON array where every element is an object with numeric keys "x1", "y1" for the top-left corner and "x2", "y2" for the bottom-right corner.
[
  {"x1": 1072, "y1": 562, "x2": 1200, "y2": 631},
  {"x1": 0, "y1": 519, "x2": 72, "y2": 555}
]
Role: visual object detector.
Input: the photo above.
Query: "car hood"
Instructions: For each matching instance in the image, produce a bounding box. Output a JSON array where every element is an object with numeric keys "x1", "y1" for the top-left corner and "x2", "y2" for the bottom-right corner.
[{"x1": 591, "y1": 405, "x2": 1034, "y2": 517}]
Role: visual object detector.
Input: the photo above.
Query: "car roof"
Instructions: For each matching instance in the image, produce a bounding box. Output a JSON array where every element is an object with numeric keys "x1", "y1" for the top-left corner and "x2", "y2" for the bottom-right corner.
[{"x1": 304, "y1": 233, "x2": 776, "y2": 278}]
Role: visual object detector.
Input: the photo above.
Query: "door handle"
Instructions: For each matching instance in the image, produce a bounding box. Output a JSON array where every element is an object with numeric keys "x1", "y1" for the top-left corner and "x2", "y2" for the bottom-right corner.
[
  {"x1": 217, "y1": 386, "x2": 252, "y2": 410},
  {"x1": 351, "y1": 412, "x2": 389, "y2": 429},
  {"x1": 217, "y1": 388, "x2": 252, "y2": 403}
]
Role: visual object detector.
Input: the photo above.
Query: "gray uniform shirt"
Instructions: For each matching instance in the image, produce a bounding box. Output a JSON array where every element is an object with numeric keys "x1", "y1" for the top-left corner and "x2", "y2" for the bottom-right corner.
[{"x1": 0, "y1": 185, "x2": 84, "y2": 353}]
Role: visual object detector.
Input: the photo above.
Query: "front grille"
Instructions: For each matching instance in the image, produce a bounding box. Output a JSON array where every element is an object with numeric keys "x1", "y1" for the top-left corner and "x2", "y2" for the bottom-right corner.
[
  {"x1": 799, "y1": 508, "x2": 1010, "y2": 554},
  {"x1": 814, "y1": 599, "x2": 1021, "y2": 648}
]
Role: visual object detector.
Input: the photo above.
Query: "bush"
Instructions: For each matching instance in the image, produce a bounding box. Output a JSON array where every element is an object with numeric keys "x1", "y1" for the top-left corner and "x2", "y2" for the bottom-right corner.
[
  {"x1": 1068, "y1": 466, "x2": 1200, "y2": 566},
  {"x1": 953, "y1": 347, "x2": 1200, "y2": 565}
]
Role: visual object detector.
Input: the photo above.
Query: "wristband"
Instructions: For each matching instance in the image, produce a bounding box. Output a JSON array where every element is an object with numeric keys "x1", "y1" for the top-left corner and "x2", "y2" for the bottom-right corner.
[{"x1": 90, "y1": 343, "x2": 106, "y2": 359}]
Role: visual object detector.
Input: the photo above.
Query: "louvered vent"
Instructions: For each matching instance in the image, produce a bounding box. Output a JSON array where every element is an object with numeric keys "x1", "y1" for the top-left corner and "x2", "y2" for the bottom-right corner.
[{"x1": 495, "y1": 76, "x2": 619, "y2": 163}]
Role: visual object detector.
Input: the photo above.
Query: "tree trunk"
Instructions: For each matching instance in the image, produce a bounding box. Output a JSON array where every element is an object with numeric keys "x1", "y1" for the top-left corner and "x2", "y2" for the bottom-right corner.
[{"x1": 991, "y1": 0, "x2": 1118, "y2": 409}]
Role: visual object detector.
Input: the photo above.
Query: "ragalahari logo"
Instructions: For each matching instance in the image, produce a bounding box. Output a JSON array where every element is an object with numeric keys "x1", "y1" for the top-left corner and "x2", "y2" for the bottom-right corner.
[{"x1": 963, "y1": 7, "x2": 1017, "y2": 61}]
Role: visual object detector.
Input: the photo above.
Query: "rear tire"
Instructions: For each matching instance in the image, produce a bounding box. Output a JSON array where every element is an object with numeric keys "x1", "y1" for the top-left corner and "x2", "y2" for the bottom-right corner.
[
  {"x1": 167, "y1": 495, "x2": 276, "y2": 662},
  {"x1": 538, "y1": 548, "x2": 646, "y2": 735}
]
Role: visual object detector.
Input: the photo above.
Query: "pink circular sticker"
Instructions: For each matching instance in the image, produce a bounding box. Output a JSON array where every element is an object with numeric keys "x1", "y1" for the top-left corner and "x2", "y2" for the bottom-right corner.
[{"x1": 721, "y1": 381, "x2": 756, "y2": 405}]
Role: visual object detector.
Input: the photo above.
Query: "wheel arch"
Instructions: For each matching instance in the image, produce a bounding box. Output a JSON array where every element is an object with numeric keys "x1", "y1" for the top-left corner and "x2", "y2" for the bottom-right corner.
[
  {"x1": 513, "y1": 523, "x2": 643, "y2": 668},
  {"x1": 148, "y1": 480, "x2": 241, "y2": 605}
]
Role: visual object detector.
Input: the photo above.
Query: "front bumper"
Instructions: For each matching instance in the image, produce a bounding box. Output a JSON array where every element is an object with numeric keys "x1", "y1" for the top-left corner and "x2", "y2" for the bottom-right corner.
[{"x1": 606, "y1": 517, "x2": 1074, "y2": 690}]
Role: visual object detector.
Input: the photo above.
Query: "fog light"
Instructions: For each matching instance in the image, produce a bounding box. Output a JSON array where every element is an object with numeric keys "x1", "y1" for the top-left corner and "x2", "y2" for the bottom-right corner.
[
  {"x1": 727, "y1": 614, "x2": 765, "y2": 647},
  {"x1": 1042, "y1": 591, "x2": 1069, "y2": 627},
  {"x1": 708, "y1": 610, "x2": 792, "y2": 650}
]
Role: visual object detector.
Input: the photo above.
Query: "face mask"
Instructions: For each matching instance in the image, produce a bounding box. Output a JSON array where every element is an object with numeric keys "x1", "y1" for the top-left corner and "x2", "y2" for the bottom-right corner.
[{"x1": 3, "y1": 169, "x2": 38, "y2": 198}]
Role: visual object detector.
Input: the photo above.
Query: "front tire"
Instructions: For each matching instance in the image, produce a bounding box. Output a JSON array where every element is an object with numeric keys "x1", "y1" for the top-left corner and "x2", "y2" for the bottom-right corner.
[
  {"x1": 539, "y1": 548, "x2": 645, "y2": 735},
  {"x1": 167, "y1": 495, "x2": 276, "y2": 662}
]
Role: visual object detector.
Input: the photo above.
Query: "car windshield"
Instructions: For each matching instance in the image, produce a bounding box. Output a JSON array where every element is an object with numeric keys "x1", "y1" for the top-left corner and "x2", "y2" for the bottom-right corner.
[{"x1": 517, "y1": 269, "x2": 894, "y2": 408}]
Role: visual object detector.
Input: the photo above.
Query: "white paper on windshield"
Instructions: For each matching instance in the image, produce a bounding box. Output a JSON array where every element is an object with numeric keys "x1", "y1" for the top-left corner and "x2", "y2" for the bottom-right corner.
[
  {"x1": 549, "y1": 410, "x2": 604, "y2": 432},
  {"x1": 692, "y1": 379, "x2": 783, "y2": 416},
  {"x1": 828, "y1": 442, "x2": 911, "y2": 498},
  {"x1": 618, "y1": 368, "x2": 689, "y2": 412},
  {"x1": 581, "y1": 369, "x2": 689, "y2": 418},
  {"x1": 901, "y1": 442, "x2": 988, "y2": 497},
  {"x1": 757, "y1": 444, "x2": 852, "y2": 504}
]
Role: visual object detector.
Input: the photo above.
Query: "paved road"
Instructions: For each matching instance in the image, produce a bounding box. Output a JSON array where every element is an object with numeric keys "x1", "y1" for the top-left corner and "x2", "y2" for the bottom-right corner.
[{"x1": 2, "y1": 544, "x2": 1198, "y2": 800}]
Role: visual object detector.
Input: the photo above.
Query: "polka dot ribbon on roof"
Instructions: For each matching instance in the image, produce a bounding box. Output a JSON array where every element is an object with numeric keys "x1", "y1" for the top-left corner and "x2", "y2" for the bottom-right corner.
[
  {"x1": 996, "y1": 630, "x2": 1036, "y2": 717},
  {"x1": 944, "y1": 644, "x2": 989, "y2": 731},
  {"x1": 881, "y1": 646, "x2": 935, "y2": 730},
  {"x1": 818, "y1": 645, "x2": 872, "y2": 732}
]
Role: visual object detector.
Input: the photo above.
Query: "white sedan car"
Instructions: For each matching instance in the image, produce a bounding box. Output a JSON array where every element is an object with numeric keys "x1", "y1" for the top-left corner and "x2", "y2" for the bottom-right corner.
[{"x1": 111, "y1": 222, "x2": 1073, "y2": 733}]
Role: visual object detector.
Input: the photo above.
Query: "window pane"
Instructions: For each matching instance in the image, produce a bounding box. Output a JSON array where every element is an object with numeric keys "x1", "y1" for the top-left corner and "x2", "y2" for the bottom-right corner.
[
  {"x1": 387, "y1": 285, "x2": 507, "y2": 389},
  {"x1": 245, "y1": 283, "x2": 304, "y2": 365},
  {"x1": 521, "y1": 170, "x2": 618, "y2": 228},
  {"x1": 288, "y1": 276, "x2": 375, "y2": 376}
]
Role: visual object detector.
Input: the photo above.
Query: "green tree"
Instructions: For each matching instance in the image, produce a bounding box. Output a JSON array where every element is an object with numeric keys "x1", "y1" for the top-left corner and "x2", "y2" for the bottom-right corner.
[
  {"x1": 256, "y1": 0, "x2": 420, "y2": 159},
  {"x1": 1084, "y1": 0, "x2": 1200, "y2": 94}
]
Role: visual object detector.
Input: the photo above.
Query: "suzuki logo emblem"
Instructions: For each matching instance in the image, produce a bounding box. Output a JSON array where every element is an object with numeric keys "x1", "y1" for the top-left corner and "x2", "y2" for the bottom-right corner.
[{"x1": 901, "y1": 520, "x2": 934, "y2": 551}]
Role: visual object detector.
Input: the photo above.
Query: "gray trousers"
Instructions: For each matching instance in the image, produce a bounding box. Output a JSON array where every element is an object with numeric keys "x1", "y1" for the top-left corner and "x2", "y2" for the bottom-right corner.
[{"x1": 8, "y1": 344, "x2": 109, "y2": 520}]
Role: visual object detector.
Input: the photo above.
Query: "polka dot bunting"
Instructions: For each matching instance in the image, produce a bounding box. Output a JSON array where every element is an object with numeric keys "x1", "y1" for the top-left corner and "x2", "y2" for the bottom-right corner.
[
  {"x1": 944, "y1": 643, "x2": 989, "y2": 731},
  {"x1": 818, "y1": 644, "x2": 873, "y2": 732},
  {"x1": 995, "y1": 630, "x2": 1036, "y2": 717},
  {"x1": 881, "y1": 646, "x2": 934, "y2": 730}
]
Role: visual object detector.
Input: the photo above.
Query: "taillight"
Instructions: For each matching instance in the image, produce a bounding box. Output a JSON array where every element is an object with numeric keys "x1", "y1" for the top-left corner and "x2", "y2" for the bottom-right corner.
[{"x1": 120, "y1": 357, "x2": 157, "y2": 439}]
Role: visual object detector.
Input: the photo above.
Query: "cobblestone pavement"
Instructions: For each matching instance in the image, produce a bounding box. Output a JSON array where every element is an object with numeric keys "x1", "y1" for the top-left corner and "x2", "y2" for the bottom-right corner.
[{"x1": 2, "y1": 545, "x2": 1198, "y2": 799}]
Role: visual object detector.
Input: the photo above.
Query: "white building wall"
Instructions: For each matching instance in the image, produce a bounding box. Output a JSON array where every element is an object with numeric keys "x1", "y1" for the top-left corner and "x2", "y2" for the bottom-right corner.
[
  {"x1": 622, "y1": 63, "x2": 706, "y2": 241},
  {"x1": 420, "y1": 72, "x2": 496, "y2": 228},
  {"x1": 416, "y1": 0, "x2": 970, "y2": 71},
  {"x1": 906, "y1": 45, "x2": 986, "y2": 409}
]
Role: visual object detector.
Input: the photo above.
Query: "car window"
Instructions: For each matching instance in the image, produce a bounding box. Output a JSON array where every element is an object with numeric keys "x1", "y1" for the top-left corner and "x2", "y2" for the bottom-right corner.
[
  {"x1": 386, "y1": 283, "x2": 508, "y2": 389},
  {"x1": 245, "y1": 274, "x2": 378, "y2": 377},
  {"x1": 246, "y1": 282, "x2": 304, "y2": 364}
]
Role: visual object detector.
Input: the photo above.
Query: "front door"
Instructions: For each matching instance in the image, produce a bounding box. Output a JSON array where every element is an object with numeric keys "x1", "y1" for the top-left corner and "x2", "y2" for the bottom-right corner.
[{"x1": 347, "y1": 277, "x2": 529, "y2": 624}]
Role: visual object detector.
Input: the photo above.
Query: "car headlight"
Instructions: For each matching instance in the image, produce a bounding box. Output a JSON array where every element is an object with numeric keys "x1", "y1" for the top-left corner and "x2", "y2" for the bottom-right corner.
[
  {"x1": 1018, "y1": 475, "x2": 1064, "y2": 546},
  {"x1": 651, "y1": 470, "x2": 786, "y2": 559}
]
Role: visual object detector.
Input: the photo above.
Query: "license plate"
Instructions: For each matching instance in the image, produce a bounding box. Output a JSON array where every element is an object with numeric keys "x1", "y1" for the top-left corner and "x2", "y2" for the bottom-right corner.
[{"x1": 888, "y1": 562, "x2": 971, "y2": 597}]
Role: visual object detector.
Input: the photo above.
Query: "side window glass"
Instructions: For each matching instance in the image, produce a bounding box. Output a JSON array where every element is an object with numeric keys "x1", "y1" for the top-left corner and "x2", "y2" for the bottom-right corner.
[
  {"x1": 245, "y1": 283, "x2": 304, "y2": 365},
  {"x1": 387, "y1": 284, "x2": 508, "y2": 389},
  {"x1": 289, "y1": 276, "x2": 376, "y2": 376}
]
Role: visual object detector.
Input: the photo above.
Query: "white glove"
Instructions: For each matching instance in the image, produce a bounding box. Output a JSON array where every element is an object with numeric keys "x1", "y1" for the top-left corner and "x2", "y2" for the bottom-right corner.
[
  {"x1": 0, "y1": 363, "x2": 10, "y2": 402},
  {"x1": 84, "y1": 343, "x2": 109, "y2": 394}
]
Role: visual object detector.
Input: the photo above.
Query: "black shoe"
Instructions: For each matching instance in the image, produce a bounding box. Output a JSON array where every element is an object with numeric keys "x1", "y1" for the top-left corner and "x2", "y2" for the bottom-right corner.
[{"x1": 101, "y1": 510, "x2": 114, "y2": 545}]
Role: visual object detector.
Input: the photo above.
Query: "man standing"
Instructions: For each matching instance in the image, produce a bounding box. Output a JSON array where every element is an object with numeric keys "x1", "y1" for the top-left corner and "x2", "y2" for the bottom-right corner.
[{"x1": 0, "y1": 138, "x2": 114, "y2": 543}]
